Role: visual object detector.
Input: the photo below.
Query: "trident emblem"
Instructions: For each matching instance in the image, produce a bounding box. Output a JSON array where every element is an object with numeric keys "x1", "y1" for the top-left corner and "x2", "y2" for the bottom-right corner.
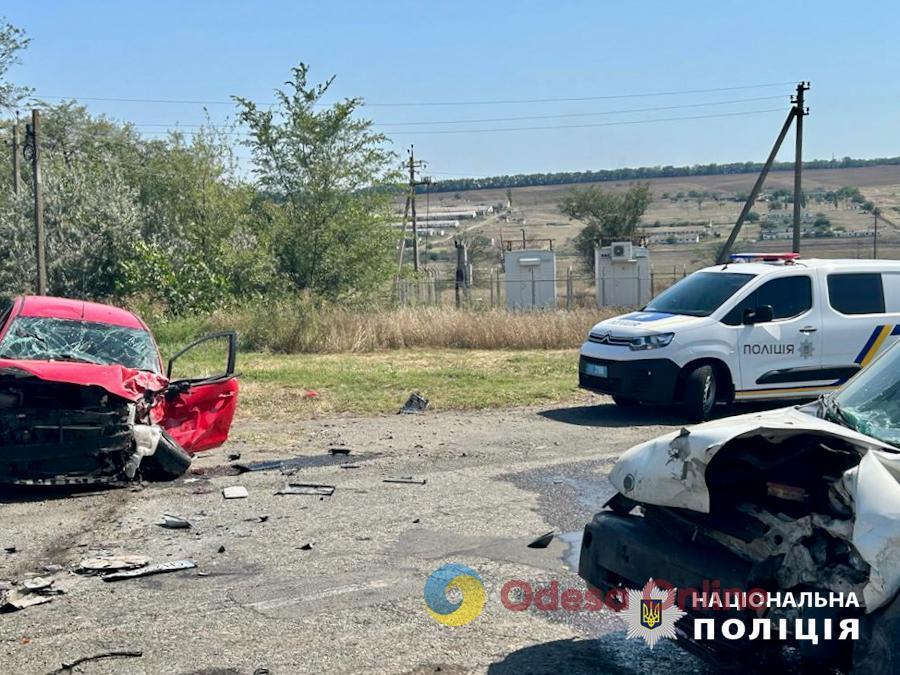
[{"x1": 640, "y1": 599, "x2": 662, "y2": 629}]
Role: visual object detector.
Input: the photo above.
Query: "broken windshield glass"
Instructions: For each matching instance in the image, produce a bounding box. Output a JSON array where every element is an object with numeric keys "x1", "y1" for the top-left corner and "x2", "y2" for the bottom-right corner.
[
  {"x1": 0, "y1": 317, "x2": 160, "y2": 372},
  {"x1": 834, "y1": 342, "x2": 900, "y2": 448}
]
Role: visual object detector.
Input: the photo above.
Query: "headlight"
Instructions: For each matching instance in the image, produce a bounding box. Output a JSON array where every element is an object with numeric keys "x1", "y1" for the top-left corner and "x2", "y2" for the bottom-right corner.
[{"x1": 628, "y1": 333, "x2": 674, "y2": 351}]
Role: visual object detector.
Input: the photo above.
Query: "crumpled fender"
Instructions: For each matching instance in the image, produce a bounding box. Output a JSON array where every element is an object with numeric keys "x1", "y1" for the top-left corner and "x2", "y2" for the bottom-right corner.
[{"x1": 0, "y1": 360, "x2": 169, "y2": 401}]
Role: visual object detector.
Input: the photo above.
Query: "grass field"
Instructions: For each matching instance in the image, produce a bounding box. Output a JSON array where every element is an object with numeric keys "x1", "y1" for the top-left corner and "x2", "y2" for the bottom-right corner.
[{"x1": 228, "y1": 349, "x2": 585, "y2": 420}]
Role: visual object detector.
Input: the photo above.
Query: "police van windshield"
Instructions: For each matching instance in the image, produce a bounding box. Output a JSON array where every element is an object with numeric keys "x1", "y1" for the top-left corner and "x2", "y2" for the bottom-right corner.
[{"x1": 644, "y1": 271, "x2": 755, "y2": 317}]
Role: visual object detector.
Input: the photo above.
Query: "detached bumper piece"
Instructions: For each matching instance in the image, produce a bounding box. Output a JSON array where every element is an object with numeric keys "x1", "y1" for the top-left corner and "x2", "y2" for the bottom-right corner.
[{"x1": 578, "y1": 355, "x2": 680, "y2": 403}]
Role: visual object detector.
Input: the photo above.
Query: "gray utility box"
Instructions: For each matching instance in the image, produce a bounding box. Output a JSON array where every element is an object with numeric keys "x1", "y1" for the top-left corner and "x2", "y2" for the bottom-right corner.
[
  {"x1": 505, "y1": 249, "x2": 557, "y2": 310},
  {"x1": 595, "y1": 242, "x2": 651, "y2": 307}
]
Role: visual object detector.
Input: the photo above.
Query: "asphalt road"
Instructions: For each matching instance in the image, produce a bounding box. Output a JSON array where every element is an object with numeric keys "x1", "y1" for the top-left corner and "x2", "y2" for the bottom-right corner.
[{"x1": 0, "y1": 401, "x2": 716, "y2": 674}]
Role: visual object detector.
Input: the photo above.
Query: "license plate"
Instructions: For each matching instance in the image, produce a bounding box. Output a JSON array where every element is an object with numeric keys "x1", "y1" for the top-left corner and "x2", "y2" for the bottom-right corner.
[{"x1": 584, "y1": 362, "x2": 608, "y2": 378}]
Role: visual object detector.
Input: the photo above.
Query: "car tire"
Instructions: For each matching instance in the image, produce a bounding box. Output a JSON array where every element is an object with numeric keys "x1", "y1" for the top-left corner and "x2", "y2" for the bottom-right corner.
[
  {"x1": 683, "y1": 365, "x2": 717, "y2": 422},
  {"x1": 140, "y1": 430, "x2": 191, "y2": 481},
  {"x1": 612, "y1": 395, "x2": 640, "y2": 407}
]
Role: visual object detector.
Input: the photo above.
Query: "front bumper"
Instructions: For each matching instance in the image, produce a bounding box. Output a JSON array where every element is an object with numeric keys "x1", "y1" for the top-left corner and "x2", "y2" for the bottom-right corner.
[{"x1": 578, "y1": 354, "x2": 681, "y2": 403}]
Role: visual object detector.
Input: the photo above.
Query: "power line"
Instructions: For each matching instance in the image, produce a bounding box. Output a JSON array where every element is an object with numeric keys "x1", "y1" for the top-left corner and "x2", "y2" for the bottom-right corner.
[
  {"x1": 127, "y1": 107, "x2": 784, "y2": 138},
  {"x1": 31, "y1": 81, "x2": 795, "y2": 108},
  {"x1": 121, "y1": 94, "x2": 787, "y2": 129},
  {"x1": 387, "y1": 108, "x2": 785, "y2": 135}
]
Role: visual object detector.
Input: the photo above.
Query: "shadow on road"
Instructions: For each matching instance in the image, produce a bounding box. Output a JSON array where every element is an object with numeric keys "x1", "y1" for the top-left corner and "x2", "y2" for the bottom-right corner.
[
  {"x1": 539, "y1": 401, "x2": 783, "y2": 428},
  {"x1": 487, "y1": 634, "x2": 711, "y2": 675},
  {"x1": 538, "y1": 403, "x2": 686, "y2": 428}
]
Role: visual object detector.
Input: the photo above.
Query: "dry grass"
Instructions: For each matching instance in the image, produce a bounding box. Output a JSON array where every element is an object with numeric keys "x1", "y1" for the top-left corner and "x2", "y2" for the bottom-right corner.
[{"x1": 152, "y1": 303, "x2": 618, "y2": 354}]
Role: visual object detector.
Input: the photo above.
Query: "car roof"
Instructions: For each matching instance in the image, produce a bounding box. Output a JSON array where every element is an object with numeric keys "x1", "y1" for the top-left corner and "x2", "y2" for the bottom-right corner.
[
  {"x1": 15, "y1": 296, "x2": 148, "y2": 330},
  {"x1": 699, "y1": 258, "x2": 900, "y2": 277}
]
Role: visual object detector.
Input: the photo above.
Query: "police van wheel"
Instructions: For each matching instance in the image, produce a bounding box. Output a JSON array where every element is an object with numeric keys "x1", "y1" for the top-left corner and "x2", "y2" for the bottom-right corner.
[
  {"x1": 612, "y1": 396, "x2": 639, "y2": 407},
  {"x1": 683, "y1": 365, "x2": 717, "y2": 422}
]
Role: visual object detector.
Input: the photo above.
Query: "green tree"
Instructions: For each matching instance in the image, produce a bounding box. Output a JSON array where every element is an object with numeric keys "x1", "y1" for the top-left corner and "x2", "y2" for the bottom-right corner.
[
  {"x1": 560, "y1": 183, "x2": 651, "y2": 272},
  {"x1": 0, "y1": 18, "x2": 30, "y2": 109},
  {"x1": 235, "y1": 64, "x2": 398, "y2": 300},
  {"x1": 746, "y1": 211, "x2": 760, "y2": 223}
]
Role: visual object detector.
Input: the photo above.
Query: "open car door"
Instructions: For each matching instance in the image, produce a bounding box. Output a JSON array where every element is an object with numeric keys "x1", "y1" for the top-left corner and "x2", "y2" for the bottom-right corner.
[{"x1": 158, "y1": 331, "x2": 239, "y2": 454}]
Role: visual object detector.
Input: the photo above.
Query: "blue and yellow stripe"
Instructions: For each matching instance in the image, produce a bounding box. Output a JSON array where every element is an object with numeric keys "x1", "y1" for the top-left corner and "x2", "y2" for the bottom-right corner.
[{"x1": 855, "y1": 324, "x2": 896, "y2": 367}]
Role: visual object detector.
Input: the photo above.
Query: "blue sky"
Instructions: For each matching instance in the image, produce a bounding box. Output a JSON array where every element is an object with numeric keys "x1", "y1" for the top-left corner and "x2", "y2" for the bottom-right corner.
[{"x1": 6, "y1": 1, "x2": 898, "y2": 177}]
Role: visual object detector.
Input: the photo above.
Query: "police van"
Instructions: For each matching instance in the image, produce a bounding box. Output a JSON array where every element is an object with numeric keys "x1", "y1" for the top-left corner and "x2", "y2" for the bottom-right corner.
[{"x1": 579, "y1": 253, "x2": 900, "y2": 421}]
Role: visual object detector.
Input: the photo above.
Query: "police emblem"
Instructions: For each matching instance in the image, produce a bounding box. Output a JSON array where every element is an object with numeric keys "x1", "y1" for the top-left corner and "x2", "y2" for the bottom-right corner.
[{"x1": 621, "y1": 579, "x2": 686, "y2": 648}]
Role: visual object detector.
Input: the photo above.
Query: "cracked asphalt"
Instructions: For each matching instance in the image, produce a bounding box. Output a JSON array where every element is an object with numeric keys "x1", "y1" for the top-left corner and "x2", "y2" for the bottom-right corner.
[{"x1": 0, "y1": 400, "x2": 715, "y2": 674}]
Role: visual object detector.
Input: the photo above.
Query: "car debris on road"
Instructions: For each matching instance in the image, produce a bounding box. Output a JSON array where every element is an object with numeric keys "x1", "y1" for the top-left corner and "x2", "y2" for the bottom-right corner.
[
  {"x1": 101, "y1": 559, "x2": 197, "y2": 582},
  {"x1": 276, "y1": 483, "x2": 335, "y2": 496},
  {"x1": 223, "y1": 486, "x2": 249, "y2": 499},
  {"x1": 399, "y1": 391, "x2": 429, "y2": 414},
  {"x1": 383, "y1": 477, "x2": 427, "y2": 485}
]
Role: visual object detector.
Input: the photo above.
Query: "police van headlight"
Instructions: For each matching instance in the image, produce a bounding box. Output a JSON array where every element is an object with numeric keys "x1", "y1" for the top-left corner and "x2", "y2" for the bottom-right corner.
[{"x1": 628, "y1": 333, "x2": 674, "y2": 351}]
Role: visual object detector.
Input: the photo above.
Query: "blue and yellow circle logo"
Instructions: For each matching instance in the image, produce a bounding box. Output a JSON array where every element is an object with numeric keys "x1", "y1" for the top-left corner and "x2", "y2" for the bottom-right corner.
[{"x1": 424, "y1": 563, "x2": 485, "y2": 626}]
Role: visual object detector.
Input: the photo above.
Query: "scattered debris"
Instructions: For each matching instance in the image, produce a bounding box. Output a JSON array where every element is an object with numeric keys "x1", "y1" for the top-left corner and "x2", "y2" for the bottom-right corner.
[
  {"x1": 77, "y1": 555, "x2": 150, "y2": 574},
  {"x1": 399, "y1": 391, "x2": 429, "y2": 415},
  {"x1": 23, "y1": 577, "x2": 53, "y2": 591},
  {"x1": 298, "y1": 543, "x2": 313, "y2": 551},
  {"x1": 51, "y1": 650, "x2": 143, "y2": 674},
  {"x1": 1, "y1": 589, "x2": 54, "y2": 611},
  {"x1": 228, "y1": 452, "x2": 242, "y2": 461},
  {"x1": 413, "y1": 518, "x2": 421, "y2": 524},
  {"x1": 302, "y1": 390, "x2": 318, "y2": 399},
  {"x1": 218, "y1": 545, "x2": 226, "y2": 554},
  {"x1": 276, "y1": 483, "x2": 335, "y2": 496},
  {"x1": 158, "y1": 514, "x2": 191, "y2": 529},
  {"x1": 328, "y1": 446, "x2": 351, "y2": 455},
  {"x1": 223, "y1": 486, "x2": 249, "y2": 499},
  {"x1": 244, "y1": 515, "x2": 269, "y2": 523},
  {"x1": 101, "y1": 559, "x2": 197, "y2": 582},
  {"x1": 383, "y1": 477, "x2": 427, "y2": 485},
  {"x1": 339, "y1": 464, "x2": 361, "y2": 469},
  {"x1": 527, "y1": 531, "x2": 555, "y2": 549},
  {"x1": 4, "y1": 545, "x2": 16, "y2": 554}
]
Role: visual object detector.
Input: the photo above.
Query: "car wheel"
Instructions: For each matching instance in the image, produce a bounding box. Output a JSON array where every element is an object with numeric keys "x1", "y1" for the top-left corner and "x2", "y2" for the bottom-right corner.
[
  {"x1": 683, "y1": 365, "x2": 717, "y2": 422},
  {"x1": 140, "y1": 430, "x2": 191, "y2": 481},
  {"x1": 612, "y1": 395, "x2": 640, "y2": 407}
]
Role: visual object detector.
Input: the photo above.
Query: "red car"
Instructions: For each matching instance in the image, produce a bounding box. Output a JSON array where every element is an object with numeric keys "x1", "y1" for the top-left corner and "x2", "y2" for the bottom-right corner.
[{"x1": 0, "y1": 296, "x2": 239, "y2": 485}]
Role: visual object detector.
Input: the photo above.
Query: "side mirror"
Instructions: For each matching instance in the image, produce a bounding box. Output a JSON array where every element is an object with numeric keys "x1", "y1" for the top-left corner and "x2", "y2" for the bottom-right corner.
[{"x1": 743, "y1": 305, "x2": 774, "y2": 325}]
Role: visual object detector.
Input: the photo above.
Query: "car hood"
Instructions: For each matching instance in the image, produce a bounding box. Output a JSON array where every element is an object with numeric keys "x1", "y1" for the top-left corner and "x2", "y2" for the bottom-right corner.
[
  {"x1": 609, "y1": 403, "x2": 900, "y2": 611},
  {"x1": 0, "y1": 359, "x2": 169, "y2": 401},
  {"x1": 590, "y1": 311, "x2": 709, "y2": 338}
]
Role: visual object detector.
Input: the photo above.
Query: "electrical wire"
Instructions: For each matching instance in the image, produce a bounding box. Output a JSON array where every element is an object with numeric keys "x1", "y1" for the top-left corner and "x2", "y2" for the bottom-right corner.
[{"x1": 32, "y1": 80, "x2": 796, "y2": 108}]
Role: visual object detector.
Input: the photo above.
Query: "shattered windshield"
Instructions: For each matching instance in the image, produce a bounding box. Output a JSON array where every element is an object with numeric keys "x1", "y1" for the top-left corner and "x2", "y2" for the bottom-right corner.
[
  {"x1": 0, "y1": 316, "x2": 160, "y2": 372},
  {"x1": 833, "y1": 343, "x2": 900, "y2": 448},
  {"x1": 644, "y1": 271, "x2": 755, "y2": 317}
]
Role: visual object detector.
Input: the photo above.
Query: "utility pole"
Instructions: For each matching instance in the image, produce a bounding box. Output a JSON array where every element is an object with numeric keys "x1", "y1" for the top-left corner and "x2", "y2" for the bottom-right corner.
[
  {"x1": 792, "y1": 82, "x2": 810, "y2": 254},
  {"x1": 873, "y1": 211, "x2": 879, "y2": 259},
  {"x1": 25, "y1": 109, "x2": 47, "y2": 295},
  {"x1": 11, "y1": 112, "x2": 21, "y2": 194},
  {"x1": 404, "y1": 145, "x2": 431, "y2": 273},
  {"x1": 717, "y1": 81, "x2": 810, "y2": 264}
]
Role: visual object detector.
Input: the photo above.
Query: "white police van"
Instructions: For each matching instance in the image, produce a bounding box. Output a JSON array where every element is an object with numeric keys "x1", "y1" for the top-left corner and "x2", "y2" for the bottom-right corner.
[{"x1": 579, "y1": 253, "x2": 900, "y2": 421}]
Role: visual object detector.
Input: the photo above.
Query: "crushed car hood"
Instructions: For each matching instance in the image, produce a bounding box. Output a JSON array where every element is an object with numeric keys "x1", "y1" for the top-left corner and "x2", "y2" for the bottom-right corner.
[
  {"x1": 609, "y1": 404, "x2": 900, "y2": 611},
  {"x1": 0, "y1": 359, "x2": 169, "y2": 401}
]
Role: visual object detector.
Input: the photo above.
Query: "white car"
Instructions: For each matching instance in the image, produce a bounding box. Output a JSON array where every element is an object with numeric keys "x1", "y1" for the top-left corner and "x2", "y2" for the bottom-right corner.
[
  {"x1": 580, "y1": 254, "x2": 900, "y2": 421},
  {"x1": 578, "y1": 338, "x2": 900, "y2": 673}
]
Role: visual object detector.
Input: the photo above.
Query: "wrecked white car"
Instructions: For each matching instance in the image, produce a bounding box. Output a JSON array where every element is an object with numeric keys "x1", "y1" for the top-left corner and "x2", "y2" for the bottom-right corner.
[{"x1": 578, "y1": 339, "x2": 900, "y2": 673}]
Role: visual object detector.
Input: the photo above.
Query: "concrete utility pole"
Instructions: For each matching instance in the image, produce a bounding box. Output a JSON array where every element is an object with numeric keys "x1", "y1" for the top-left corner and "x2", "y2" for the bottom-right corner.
[
  {"x1": 792, "y1": 82, "x2": 810, "y2": 254},
  {"x1": 398, "y1": 145, "x2": 432, "y2": 272},
  {"x1": 27, "y1": 109, "x2": 47, "y2": 295},
  {"x1": 11, "y1": 112, "x2": 21, "y2": 194}
]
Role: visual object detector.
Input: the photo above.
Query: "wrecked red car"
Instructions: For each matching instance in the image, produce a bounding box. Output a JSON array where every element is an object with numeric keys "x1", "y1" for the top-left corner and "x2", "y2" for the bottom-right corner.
[{"x1": 0, "y1": 296, "x2": 238, "y2": 485}]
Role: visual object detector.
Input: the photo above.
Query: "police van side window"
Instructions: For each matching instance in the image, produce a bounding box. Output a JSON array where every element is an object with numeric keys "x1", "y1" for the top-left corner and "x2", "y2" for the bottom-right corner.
[
  {"x1": 721, "y1": 276, "x2": 812, "y2": 325},
  {"x1": 827, "y1": 273, "x2": 885, "y2": 315}
]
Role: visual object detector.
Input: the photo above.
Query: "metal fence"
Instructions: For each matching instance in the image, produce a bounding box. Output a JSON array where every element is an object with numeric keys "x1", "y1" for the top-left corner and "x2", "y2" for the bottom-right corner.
[{"x1": 394, "y1": 268, "x2": 688, "y2": 309}]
